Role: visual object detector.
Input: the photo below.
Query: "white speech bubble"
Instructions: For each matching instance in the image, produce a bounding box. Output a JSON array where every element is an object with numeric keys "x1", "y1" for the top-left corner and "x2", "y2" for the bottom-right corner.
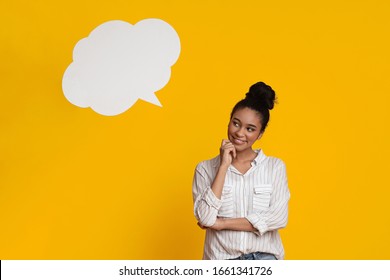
[{"x1": 62, "y1": 19, "x2": 181, "y2": 116}]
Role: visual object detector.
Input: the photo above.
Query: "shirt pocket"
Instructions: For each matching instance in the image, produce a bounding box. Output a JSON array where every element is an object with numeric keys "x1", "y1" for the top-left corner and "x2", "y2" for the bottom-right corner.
[
  {"x1": 253, "y1": 184, "x2": 272, "y2": 211},
  {"x1": 218, "y1": 185, "x2": 234, "y2": 218}
]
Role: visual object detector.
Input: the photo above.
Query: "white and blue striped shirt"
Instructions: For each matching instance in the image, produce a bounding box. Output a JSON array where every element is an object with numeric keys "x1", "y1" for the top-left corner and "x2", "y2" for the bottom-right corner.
[{"x1": 192, "y1": 149, "x2": 290, "y2": 260}]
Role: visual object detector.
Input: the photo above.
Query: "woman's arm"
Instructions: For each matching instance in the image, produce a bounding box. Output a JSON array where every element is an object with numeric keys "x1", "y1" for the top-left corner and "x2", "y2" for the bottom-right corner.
[
  {"x1": 199, "y1": 217, "x2": 257, "y2": 232},
  {"x1": 192, "y1": 165, "x2": 225, "y2": 227},
  {"x1": 192, "y1": 140, "x2": 236, "y2": 227},
  {"x1": 210, "y1": 139, "x2": 236, "y2": 198},
  {"x1": 198, "y1": 160, "x2": 290, "y2": 235}
]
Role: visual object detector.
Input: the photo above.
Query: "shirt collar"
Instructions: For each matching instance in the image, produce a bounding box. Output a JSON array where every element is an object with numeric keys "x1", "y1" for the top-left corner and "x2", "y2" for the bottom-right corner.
[{"x1": 252, "y1": 149, "x2": 266, "y2": 166}]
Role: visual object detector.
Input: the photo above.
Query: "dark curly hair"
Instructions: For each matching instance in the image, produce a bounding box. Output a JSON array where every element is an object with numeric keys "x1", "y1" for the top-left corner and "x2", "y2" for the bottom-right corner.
[{"x1": 230, "y1": 82, "x2": 277, "y2": 133}]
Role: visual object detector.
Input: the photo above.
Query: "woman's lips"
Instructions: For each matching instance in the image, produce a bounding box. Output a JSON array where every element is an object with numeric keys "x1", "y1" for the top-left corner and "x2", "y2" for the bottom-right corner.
[{"x1": 232, "y1": 137, "x2": 246, "y2": 145}]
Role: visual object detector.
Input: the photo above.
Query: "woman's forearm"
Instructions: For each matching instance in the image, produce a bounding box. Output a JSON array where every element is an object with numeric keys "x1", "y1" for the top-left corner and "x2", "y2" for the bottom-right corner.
[
  {"x1": 211, "y1": 217, "x2": 257, "y2": 232},
  {"x1": 210, "y1": 164, "x2": 229, "y2": 199}
]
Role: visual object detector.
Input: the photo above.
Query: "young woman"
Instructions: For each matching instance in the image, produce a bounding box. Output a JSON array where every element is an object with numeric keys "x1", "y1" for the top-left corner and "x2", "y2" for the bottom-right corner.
[{"x1": 192, "y1": 82, "x2": 290, "y2": 260}]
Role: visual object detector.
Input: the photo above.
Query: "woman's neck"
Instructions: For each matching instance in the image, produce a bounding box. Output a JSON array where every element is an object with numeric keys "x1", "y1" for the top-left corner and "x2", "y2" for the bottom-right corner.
[{"x1": 233, "y1": 148, "x2": 257, "y2": 163}]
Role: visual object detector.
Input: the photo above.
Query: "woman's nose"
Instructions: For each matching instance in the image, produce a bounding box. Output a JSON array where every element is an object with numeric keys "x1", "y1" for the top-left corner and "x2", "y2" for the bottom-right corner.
[{"x1": 235, "y1": 127, "x2": 244, "y2": 137}]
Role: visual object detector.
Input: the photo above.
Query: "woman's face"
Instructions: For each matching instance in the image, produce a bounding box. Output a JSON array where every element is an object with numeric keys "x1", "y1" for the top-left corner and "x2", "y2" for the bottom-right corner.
[{"x1": 228, "y1": 107, "x2": 263, "y2": 152}]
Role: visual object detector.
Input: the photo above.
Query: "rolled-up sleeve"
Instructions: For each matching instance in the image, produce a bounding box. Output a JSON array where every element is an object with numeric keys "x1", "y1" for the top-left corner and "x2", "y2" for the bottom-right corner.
[
  {"x1": 246, "y1": 160, "x2": 290, "y2": 235},
  {"x1": 192, "y1": 163, "x2": 222, "y2": 227}
]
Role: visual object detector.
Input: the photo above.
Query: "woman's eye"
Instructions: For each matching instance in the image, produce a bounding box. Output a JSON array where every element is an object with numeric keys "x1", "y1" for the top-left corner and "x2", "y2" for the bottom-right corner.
[
  {"x1": 248, "y1": 128, "x2": 254, "y2": 132},
  {"x1": 233, "y1": 122, "x2": 239, "y2": 127}
]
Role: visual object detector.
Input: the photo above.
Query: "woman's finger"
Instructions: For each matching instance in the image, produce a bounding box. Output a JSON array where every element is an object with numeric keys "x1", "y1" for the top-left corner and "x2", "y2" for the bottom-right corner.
[
  {"x1": 222, "y1": 143, "x2": 234, "y2": 150},
  {"x1": 221, "y1": 139, "x2": 229, "y2": 146}
]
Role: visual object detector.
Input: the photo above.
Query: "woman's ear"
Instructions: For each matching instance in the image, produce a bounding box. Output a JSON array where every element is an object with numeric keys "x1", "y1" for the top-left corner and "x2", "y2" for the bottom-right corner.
[{"x1": 257, "y1": 132, "x2": 264, "y2": 140}]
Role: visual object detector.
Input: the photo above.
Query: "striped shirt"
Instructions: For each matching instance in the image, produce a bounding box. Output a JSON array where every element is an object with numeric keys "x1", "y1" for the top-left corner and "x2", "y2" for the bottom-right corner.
[{"x1": 192, "y1": 149, "x2": 290, "y2": 260}]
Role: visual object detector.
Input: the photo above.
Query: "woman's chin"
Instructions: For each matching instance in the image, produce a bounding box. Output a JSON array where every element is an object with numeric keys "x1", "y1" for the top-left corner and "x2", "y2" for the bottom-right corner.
[{"x1": 233, "y1": 144, "x2": 249, "y2": 152}]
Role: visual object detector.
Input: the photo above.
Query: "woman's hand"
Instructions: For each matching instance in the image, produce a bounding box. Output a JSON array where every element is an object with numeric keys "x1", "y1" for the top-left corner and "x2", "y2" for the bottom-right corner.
[{"x1": 220, "y1": 139, "x2": 236, "y2": 167}]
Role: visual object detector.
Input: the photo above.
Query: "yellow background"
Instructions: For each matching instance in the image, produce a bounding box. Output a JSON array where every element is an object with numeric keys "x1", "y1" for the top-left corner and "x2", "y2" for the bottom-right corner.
[{"x1": 1, "y1": 0, "x2": 389, "y2": 259}]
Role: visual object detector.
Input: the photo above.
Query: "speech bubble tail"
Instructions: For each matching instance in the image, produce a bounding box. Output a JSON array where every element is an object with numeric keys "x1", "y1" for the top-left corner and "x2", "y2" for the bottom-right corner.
[{"x1": 139, "y1": 93, "x2": 162, "y2": 107}]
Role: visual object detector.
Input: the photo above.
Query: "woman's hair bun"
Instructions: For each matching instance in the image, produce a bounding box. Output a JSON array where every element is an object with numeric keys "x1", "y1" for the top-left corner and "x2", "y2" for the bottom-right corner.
[{"x1": 245, "y1": 81, "x2": 276, "y2": 110}]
